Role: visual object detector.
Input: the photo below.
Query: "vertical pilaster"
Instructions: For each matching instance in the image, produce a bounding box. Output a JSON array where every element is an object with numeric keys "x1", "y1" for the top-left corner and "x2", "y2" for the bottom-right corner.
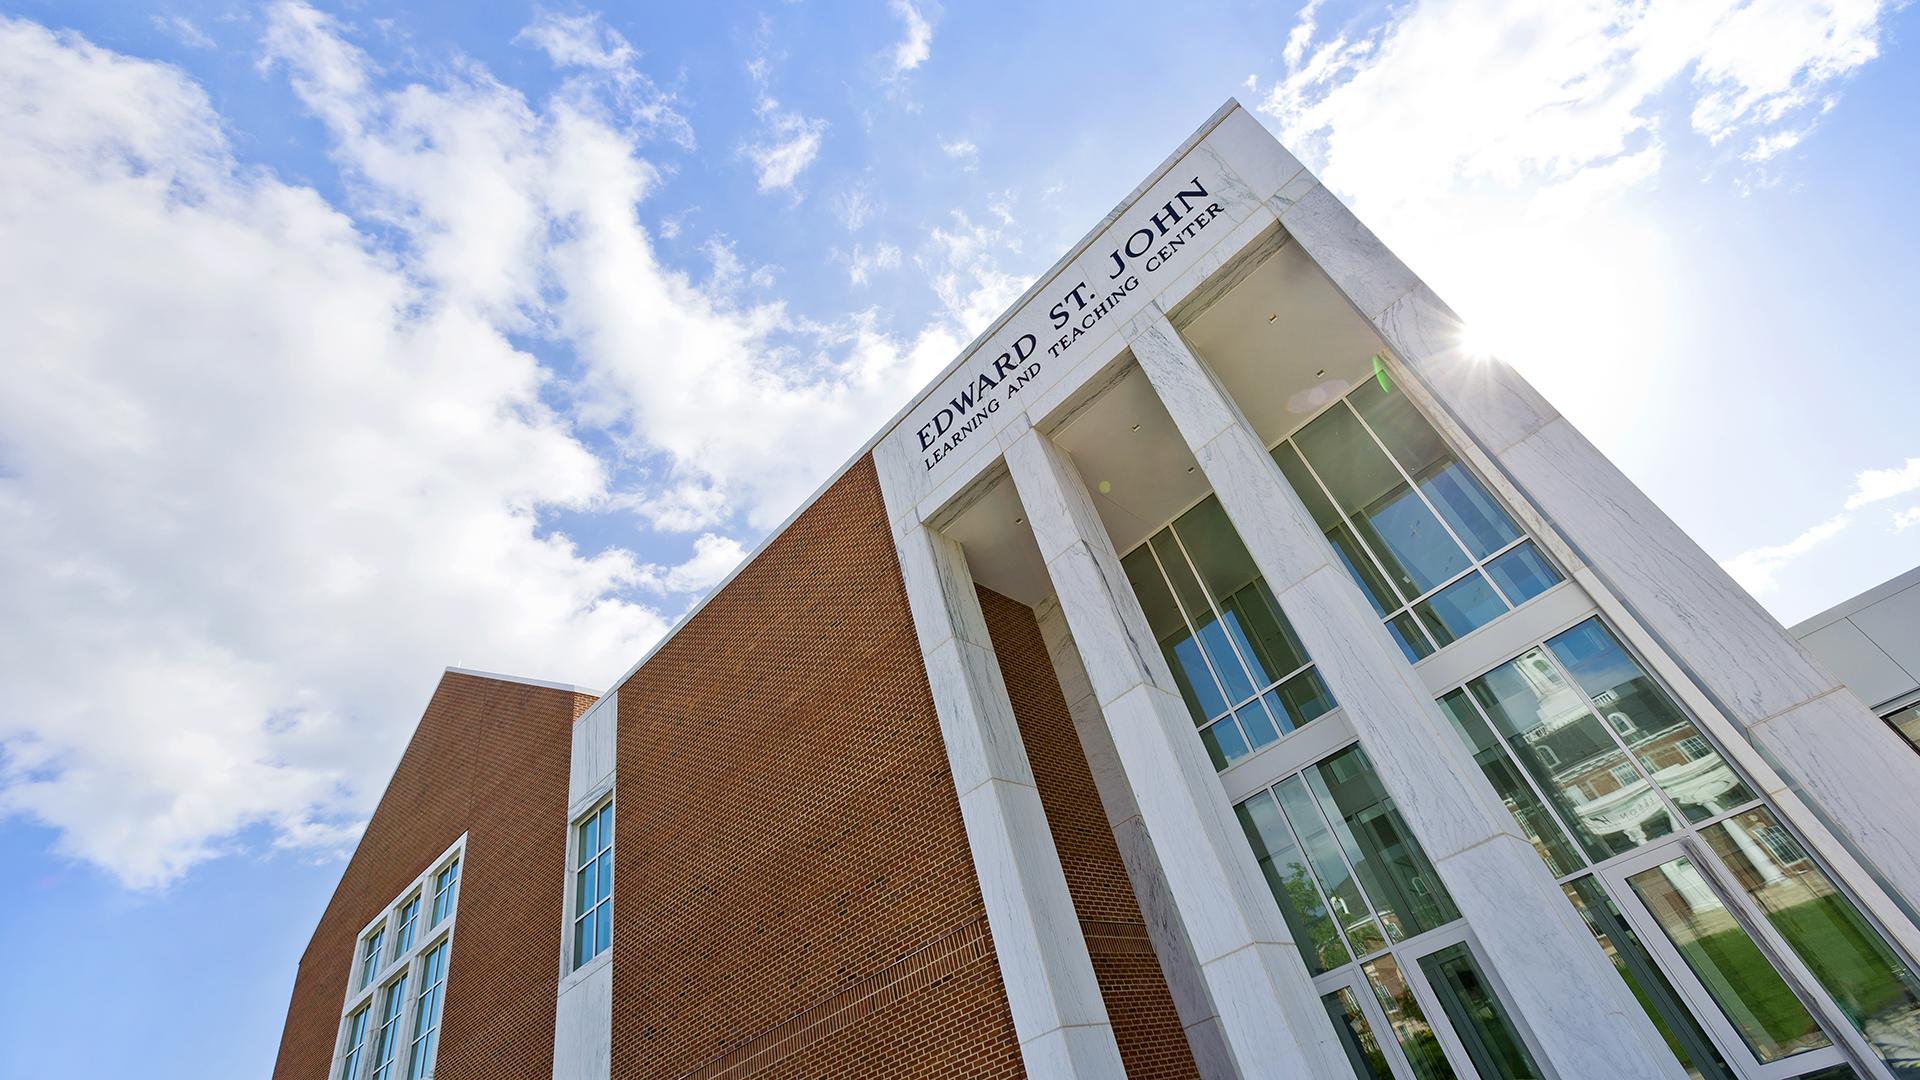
[
  {"x1": 1004, "y1": 423, "x2": 1350, "y2": 1080},
  {"x1": 879, "y1": 465, "x2": 1127, "y2": 1078},
  {"x1": 1276, "y1": 179, "x2": 1920, "y2": 926},
  {"x1": 1034, "y1": 597, "x2": 1239, "y2": 1080},
  {"x1": 1126, "y1": 309, "x2": 1685, "y2": 1080}
]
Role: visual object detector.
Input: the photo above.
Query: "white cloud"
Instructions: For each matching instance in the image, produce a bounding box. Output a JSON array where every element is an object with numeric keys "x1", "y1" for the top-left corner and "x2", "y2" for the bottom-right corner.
[
  {"x1": 640, "y1": 533, "x2": 748, "y2": 595},
  {"x1": 940, "y1": 137, "x2": 978, "y2": 171},
  {"x1": 1844, "y1": 457, "x2": 1920, "y2": 509},
  {"x1": 0, "y1": 4, "x2": 993, "y2": 888},
  {"x1": 835, "y1": 184, "x2": 875, "y2": 232},
  {"x1": 150, "y1": 14, "x2": 214, "y2": 49},
  {"x1": 1251, "y1": 0, "x2": 1896, "y2": 442},
  {"x1": 1720, "y1": 456, "x2": 1919, "y2": 596},
  {"x1": 0, "y1": 12, "x2": 668, "y2": 886},
  {"x1": 741, "y1": 47, "x2": 826, "y2": 195},
  {"x1": 887, "y1": 0, "x2": 934, "y2": 76},
  {"x1": 1722, "y1": 514, "x2": 1852, "y2": 597},
  {"x1": 743, "y1": 99, "x2": 826, "y2": 194},
  {"x1": 848, "y1": 242, "x2": 902, "y2": 286}
]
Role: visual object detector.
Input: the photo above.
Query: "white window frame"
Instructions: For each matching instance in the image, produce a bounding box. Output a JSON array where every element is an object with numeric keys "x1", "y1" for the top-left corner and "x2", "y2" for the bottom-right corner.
[
  {"x1": 330, "y1": 834, "x2": 467, "y2": 1080},
  {"x1": 567, "y1": 795, "x2": 615, "y2": 974}
]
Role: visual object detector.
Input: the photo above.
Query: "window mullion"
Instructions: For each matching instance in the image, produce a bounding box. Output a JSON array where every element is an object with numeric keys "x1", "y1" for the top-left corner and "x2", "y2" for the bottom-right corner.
[
  {"x1": 1298, "y1": 757, "x2": 1393, "y2": 951},
  {"x1": 1143, "y1": 538, "x2": 1236, "y2": 730},
  {"x1": 1461, "y1": 682, "x2": 1589, "y2": 874},
  {"x1": 1282, "y1": 433, "x2": 1439, "y2": 653},
  {"x1": 1342, "y1": 397, "x2": 1491, "y2": 593},
  {"x1": 1166, "y1": 522, "x2": 1267, "y2": 710}
]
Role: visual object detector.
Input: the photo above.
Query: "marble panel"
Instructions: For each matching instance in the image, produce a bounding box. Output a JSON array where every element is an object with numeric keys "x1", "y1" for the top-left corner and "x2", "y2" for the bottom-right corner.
[{"x1": 1277, "y1": 184, "x2": 1422, "y2": 322}]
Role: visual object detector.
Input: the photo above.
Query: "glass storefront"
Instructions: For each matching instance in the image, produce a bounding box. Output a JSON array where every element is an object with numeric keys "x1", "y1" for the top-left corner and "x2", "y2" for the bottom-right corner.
[
  {"x1": 1271, "y1": 374, "x2": 1563, "y2": 662},
  {"x1": 1121, "y1": 493, "x2": 1335, "y2": 770},
  {"x1": 1436, "y1": 616, "x2": 1920, "y2": 1079}
]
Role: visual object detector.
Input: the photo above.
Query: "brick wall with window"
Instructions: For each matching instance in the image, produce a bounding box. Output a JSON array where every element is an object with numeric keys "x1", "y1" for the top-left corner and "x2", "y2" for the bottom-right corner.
[
  {"x1": 609, "y1": 455, "x2": 1026, "y2": 1078},
  {"x1": 272, "y1": 671, "x2": 593, "y2": 1080}
]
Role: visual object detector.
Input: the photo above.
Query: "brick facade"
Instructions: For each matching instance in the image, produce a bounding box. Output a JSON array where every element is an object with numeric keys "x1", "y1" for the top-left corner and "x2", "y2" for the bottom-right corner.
[
  {"x1": 979, "y1": 587, "x2": 1201, "y2": 1080},
  {"x1": 608, "y1": 455, "x2": 1025, "y2": 1079},
  {"x1": 272, "y1": 671, "x2": 593, "y2": 1080},
  {"x1": 278, "y1": 453, "x2": 1200, "y2": 1079}
]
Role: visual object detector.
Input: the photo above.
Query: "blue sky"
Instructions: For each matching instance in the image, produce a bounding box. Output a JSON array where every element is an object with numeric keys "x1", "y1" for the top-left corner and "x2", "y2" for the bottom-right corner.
[{"x1": 0, "y1": 1, "x2": 1915, "y2": 1076}]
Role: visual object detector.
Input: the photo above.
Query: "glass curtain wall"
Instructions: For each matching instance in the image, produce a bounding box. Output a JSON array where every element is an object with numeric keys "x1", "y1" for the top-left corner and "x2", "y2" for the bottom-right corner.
[
  {"x1": 1271, "y1": 373, "x2": 1562, "y2": 662},
  {"x1": 1438, "y1": 616, "x2": 1920, "y2": 1078},
  {"x1": 1120, "y1": 494, "x2": 1335, "y2": 770},
  {"x1": 1236, "y1": 744, "x2": 1539, "y2": 1077}
]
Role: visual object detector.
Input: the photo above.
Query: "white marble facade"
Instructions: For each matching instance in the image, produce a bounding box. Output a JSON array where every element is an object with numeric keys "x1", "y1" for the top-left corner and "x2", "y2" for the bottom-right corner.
[{"x1": 872, "y1": 99, "x2": 1920, "y2": 1079}]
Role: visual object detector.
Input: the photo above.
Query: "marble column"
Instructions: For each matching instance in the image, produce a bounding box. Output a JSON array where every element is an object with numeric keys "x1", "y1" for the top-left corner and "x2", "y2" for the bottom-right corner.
[
  {"x1": 882, "y1": 509, "x2": 1128, "y2": 1079},
  {"x1": 1035, "y1": 598, "x2": 1238, "y2": 1080},
  {"x1": 1003, "y1": 422, "x2": 1351, "y2": 1080},
  {"x1": 1126, "y1": 309, "x2": 1684, "y2": 1080},
  {"x1": 1273, "y1": 178, "x2": 1920, "y2": 926}
]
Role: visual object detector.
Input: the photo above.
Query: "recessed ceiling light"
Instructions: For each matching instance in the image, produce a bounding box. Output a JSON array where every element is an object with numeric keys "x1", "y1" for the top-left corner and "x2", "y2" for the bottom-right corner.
[
  {"x1": 1013, "y1": 516, "x2": 1023, "y2": 525},
  {"x1": 1129, "y1": 423, "x2": 1141, "y2": 432},
  {"x1": 1315, "y1": 369, "x2": 1326, "y2": 378},
  {"x1": 1186, "y1": 466, "x2": 1195, "y2": 473},
  {"x1": 1267, "y1": 313, "x2": 1277, "y2": 322}
]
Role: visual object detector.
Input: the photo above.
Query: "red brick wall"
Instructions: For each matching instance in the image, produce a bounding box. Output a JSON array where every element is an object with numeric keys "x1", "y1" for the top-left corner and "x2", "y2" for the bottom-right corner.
[
  {"x1": 979, "y1": 586, "x2": 1201, "y2": 1079},
  {"x1": 609, "y1": 455, "x2": 1024, "y2": 1079},
  {"x1": 272, "y1": 671, "x2": 592, "y2": 1080}
]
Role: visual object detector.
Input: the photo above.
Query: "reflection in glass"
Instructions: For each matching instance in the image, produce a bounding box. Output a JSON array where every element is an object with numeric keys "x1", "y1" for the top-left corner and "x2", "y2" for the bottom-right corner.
[
  {"x1": 1304, "y1": 745, "x2": 1460, "y2": 942},
  {"x1": 1364, "y1": 953, "x2": 1457, "y2": 1080},
  {"x1": 1563, "y1": 876, "x2": 1734, "y2": 1080},
  {"x1": 1119, "y1": 497, "x2": 1334, "y2": 770},
  {"x1": 1487, "y1": 542, "x2": 1560, "y2": 606},
  {"x1": 1885, "y1": 703, "x2": 1920, "y2": 754},
  {"x1": 1626, "y1": 855, "x2": 1832, "y2": 1063},
  {"x1": 1415, "y1": 573, "x2": 1508, "y2": 645},
  {"x1": 1325, "y1": 985, "x2": 1395, "y2": 1080},
  {"x1": 1438, "y1": 689, "x2": 1584, "y2": 877},
  {"x1": 1277, "y1": 775, "x2": 1386, "y2": 957},
  {"x1": 1470, "y1": 649, "x2": 1668, "y2": 862},
  {"x1": 339, "y1": 1008, "x2": 369, "y2": 1080},
  {"x1": 1546, "y1": 620, "x2": 1756, "y2": 822},
  {"x1": 1346, "y1": 377, "x2": 1521, "y2": 560},
  {"x1": 1704, "y1": 807, "x2": 1920, "y2": 1075},
  {"x1": 370, "y1": 975, "x2": 409, "y2": 1080},
  {"x1": 1295, "y1": 402, "x2": 1471, "y2": 596},
  {"x1": 1419, "y1": 942, "x2": 1543, "y2": 1079},
  {"x1": 1236, "y1": 793, "x2": 1350, "y2": 974}
]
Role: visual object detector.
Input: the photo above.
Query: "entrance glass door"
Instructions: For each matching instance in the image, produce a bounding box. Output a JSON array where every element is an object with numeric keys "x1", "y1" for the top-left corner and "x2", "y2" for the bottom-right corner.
[{"x1": 1602, "y1": 838, "x2": 1864, "y2": 1078}]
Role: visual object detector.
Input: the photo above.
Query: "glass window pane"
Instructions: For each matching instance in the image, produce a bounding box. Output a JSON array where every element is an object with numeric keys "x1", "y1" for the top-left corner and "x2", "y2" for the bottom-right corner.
[
  {"x1": 1235, "y1": 699, "x2": 1280, "y2": 750},
  {"x1": 1438, "y1": 689, "x2": 1585, "y2": 878},
  {"x1": 596, "y1": 899, "x2": 612, "y2": 952},
  {"x1": 1885, "y1": 703, "x2": 1920, "y2": 753},
  {"x1": 1168, "y1": 635, "x2": 1228, "y2": 723},
  {"x1": 1152, "y1": 531, "x2": 1256, "y2": 705},
  {"x1": 1703, "y1": 807, "x2": 1920, "y2": 1074},
  {"x1": 1236, "y1": 793, "x2": 1351, "y2": 974},
  {"x1": 598, "y1": 849, "x2": 614, "y2": 901},
  {"x1": 1195, "y1": 619, "x2": 1256, "y2": 704},
  {"x1": 1413, "y1": 572, "x2": 1507, "y2": 643},
  {"x1": 1419, "y1": 942, "x2": 1543, "y2": 1079},
  {"x1": 1486, "y1": 541, "x2": 1561, "y2": 606},
  {"x1": 1325, "y1": 986, "x2": 1395, "y2": 1080},
  {"x1": 577, "y1": 863, "x2": 595, "y2": 913},
  {"x1": 1422, "y1": 462, "x2": 1522, "y2": 559},
  {"x1": 1363, "y1": 954, "x2": 1458, "y2": 1080},
  {"x1": 1121, "y1": 544, "x2": 1186, "y2": 642},
  {"x1": 1223, "y1": 581, "x2": 1311, "y2": 686},
  {"x1": 580, "y1": 815, "x2": 597, "y2": 862},
  {"x1": 1546, "y1": 620, "x2": 1757, "y2": 822},
  {"x1": 1388, "y1": 612, "x2": 1435, "y2": 663},
  {"x1": 1563, "y1": 876, "x2": 1735, "y2": 1080},
  {"x1": 1305, "y1": 745, "x2": 1460, "y2": 941},
  {"x1": 1626, "y1": 855, "x2": 1832, "y2": 1063},
  {"x1": 1296, "y1": 403, "x2": 1470, "y2": 596},
  {"x1": 1470, "y1": 651, "x2": 1668, "y2": 862},
  {"x1": 1276, "y1": 775, "x2": 1386, "y2": 956},
  {"x1": 1172, "y1": 496, "x2": 1260, "y2": 614},
  {"x1": 1275, "y1": 439, "x2": 1409, "y2": 613},
  {"x1": 1198, "y1": 719, "x2": 1244, "y2": 770},
  {"x1": 1266, "y1": 670, "x2": 1335, "y2": 734}
]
